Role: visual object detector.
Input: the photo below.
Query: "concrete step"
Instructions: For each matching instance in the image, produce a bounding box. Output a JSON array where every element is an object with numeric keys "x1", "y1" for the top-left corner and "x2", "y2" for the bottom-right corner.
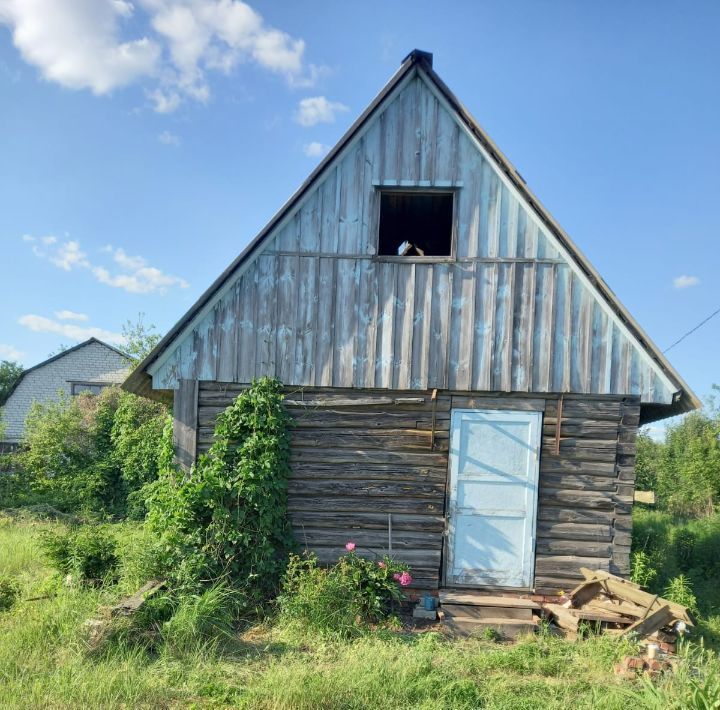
[
  {"x1": 443, "y1": 616, "x2": 538, "y2": 640},
  {"x1": 442, "y1": 603, "x2": 534, "y2": 621},
  {"x1": 439, "y1": 591, "x2": 540, "y2": 610}
]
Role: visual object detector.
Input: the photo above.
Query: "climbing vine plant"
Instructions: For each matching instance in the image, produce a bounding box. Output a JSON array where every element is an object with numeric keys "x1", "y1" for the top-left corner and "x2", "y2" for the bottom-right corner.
[{"x1": 146, "y1": 377, "x2": 294, "y2": 604}]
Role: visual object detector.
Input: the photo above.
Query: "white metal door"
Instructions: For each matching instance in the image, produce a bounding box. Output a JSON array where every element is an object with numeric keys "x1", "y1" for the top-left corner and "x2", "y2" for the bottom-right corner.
[{"x1": 446, "y1": 409, "x2": 541, "y2": 588}]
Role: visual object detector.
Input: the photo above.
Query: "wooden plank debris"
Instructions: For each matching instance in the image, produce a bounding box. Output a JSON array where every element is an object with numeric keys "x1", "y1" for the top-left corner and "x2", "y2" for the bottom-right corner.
[{"x1": 541, "y1": 568, "x2": 694, "y2": 649}]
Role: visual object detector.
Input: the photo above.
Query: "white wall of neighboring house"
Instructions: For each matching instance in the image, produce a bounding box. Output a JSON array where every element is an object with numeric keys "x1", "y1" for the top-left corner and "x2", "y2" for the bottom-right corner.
[{"x1": 1, "y1": 341, "x2": 131, "y2": 443}]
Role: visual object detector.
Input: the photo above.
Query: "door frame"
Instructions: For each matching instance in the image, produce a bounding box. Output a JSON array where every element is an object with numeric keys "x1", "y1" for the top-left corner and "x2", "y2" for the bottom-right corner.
[{"x1": 442, "y1": 407, "x2": 542, "y2": 589}]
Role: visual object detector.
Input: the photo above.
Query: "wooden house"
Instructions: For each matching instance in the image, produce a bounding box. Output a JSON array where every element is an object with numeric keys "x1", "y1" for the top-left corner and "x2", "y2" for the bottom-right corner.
[{"x1": 124, "y1": 51, "x2": 699, "y2": 595}]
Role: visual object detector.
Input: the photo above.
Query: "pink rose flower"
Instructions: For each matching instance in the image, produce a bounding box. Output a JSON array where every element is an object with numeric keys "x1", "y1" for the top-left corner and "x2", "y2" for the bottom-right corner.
[
  {"x1": 378, "y1": 561, "x2": 386, "y2": 568},
  {"x1": 393, "y1": 573, "x2": 401, "y2": 581},
  {"x1": 345, "y1": 542, "x2": 356, "y2": 552},
  {"x1": 398, "y1": 571, "x2": 413, "y2": 587}
]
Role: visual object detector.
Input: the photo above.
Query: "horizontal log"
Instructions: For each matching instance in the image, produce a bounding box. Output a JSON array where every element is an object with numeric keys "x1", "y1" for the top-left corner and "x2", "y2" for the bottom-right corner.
[
  {"x1": 288, "y1": 479, "x2": 446, "y2": 499},
  {"x1": 288, "y1": 496, "x2": 444, "y2": 515},
  {"x1": 540, "y1": 459, "x2": 616, "y2": 475},
  {"x1": 291, "y1": 429, "x2": 443, "y2": 452},
  {"x1": 539, "y1": 489, "x2": 614, "y2": 510},
  {"x1": 534, "y1": 556, "x2": 610, "y2": 577},
  {"x1": 310, "y1": 546, "x2": 441, "y2": 568},
  {"x1": 290, "y1": 463, "x2": 448, "y2": 482},
  {"x1": 289, "y1": 511, "x2": 446, "y2": 532},
  {"x1": 449, "y1": 396, "x2": 545, "y2": 411},
  {"x1": 545, "y1": 401, "x2": 623, "y2": 419},
  {"x1": 541, "y1": 448, "x2": 618, "y2": 463},
  {"x1": 537, "y1": 506, "x2": 614, "y2": 525},
  {"x1": 536, "y1": 521, "x2": 613, "y2": 542},
  {"x1": 536, "y1": 539, "x2": 612, "y2": 557},
  {"x1": 540, "y1": 473, "x2": 616, "y2": 492},
  {"x1": 290, "y1": 449, "x2": 448, "y2": 466},
  {"x1": 292, "y1": 527, "x2": 442, "y2": 550}
]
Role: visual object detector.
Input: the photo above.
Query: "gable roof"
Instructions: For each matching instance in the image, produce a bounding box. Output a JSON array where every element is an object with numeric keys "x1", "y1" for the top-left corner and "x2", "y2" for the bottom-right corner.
[
  {"x1": 124, "y1": 50, "x2": 700, "y2": 420},
  {"x1": 2, "y1": 338, "x2": 131, "y2": 406}
]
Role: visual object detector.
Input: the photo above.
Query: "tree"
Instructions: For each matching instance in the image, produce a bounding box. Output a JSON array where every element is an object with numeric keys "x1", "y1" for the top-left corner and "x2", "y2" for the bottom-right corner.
[
  {"x1": 635, "y1": 431, "x2": 661, "y2": 492},
  {"x1": 121, "y1": 313, "x2": 162, "y2": 367},
  {"x1": 0, "y1": 360, "x2": 23, "y2": 406}
]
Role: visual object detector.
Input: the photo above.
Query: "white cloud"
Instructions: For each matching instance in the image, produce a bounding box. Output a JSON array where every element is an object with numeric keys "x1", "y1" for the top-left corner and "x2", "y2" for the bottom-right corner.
[
  {"x1": 673, "y1": 275, "x2": 700, "y2": 289},
  {"x1": 54, "y1": 310, "x2": 89, "y2": 322},
  {"x1": 295, "y1": 96, "x2": 348, "y2": 127},
  {"x1": 0, "y1": 0, "x2": 161, "y2": 95},
  {"x1": 0, "y1": 344, "x2": 24, "y2": 362},
  {"x1": 0, "y1": 0, "x2": 317, "y2": 112},
  {"x1": 18, "y1": 315, "x2": 124, "y2": 345},
  {"x1": 24, "y1": 235, "x2": 189, "y2": 295},
  {"x1": 158, "y1": 130, "x2": 181, "y2": 145},
  {"x1": 303, "y1": 141, "x2": 329, "y2": 158}
]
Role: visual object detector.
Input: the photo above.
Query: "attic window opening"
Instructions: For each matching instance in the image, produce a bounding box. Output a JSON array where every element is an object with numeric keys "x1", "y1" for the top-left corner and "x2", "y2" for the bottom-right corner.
[{"x1": 378, "y1": 191, "x2": 454, "y2": 256}]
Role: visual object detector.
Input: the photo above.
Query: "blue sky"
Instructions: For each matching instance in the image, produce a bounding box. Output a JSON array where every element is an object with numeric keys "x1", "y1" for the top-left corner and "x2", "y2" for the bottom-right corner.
[{"x1": 0, "y1": 1, "x2": 718, "y2": 424}]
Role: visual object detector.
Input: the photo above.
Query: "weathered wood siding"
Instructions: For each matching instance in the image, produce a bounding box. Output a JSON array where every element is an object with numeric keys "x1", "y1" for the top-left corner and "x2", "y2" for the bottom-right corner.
[
  {"x1": 196, "y1": 382, "x2": 639, "y2": 592},
  {"x1": 150, "y1": 72, "x2": 676, "y2": 407}
]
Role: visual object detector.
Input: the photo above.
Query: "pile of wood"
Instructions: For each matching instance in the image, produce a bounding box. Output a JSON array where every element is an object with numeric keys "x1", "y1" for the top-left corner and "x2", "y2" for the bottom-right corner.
[{"x1": 542, "y1": 568, "x2": 695, "y2": 649}]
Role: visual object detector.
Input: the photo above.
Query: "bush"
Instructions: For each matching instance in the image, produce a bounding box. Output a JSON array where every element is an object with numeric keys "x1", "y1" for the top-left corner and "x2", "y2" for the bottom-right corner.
[
  {"x1": 277, "y1": 547, "x2": 412, "y2": 637},
  {"x1": 146, "y1": 378, "x2": 294, "y2": 604},
  {"x1": 0, "y1": 577, "x2": 20, "y2": 612},
  {"x1": 632, "y1": 509, "x2": 720, "y2": 617},
  {"x1": 18, "y1": 388, "x2": 169, "y2": 517},
  {"x1": 110, "y1": 392, "x2": 171, "y2": 519},
  {"x1": 39, "y1": 525, "x2": 119, "y2": 584}
]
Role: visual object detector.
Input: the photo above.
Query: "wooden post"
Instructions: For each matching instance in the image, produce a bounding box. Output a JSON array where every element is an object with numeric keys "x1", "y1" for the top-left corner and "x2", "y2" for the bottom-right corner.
[{"x1": 173, "y1": 379, "x2": 198, "y2": 471}]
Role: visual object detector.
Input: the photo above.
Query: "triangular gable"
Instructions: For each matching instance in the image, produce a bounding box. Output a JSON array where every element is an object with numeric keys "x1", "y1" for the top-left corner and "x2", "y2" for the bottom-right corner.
[{"x1": 124, "y1": 51, "x2": 699, "y2": 420}]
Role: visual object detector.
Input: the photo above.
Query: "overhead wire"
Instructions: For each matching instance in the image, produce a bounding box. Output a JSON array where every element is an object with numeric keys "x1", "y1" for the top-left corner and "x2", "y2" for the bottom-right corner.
[{"x1": 663, "y1": 305, "x2": 720, "y2": 353}]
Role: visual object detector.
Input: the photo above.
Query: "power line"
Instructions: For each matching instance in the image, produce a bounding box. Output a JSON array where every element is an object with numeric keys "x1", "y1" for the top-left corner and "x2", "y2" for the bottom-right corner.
[{"x1": 663, "y1": 305, "x2": 720, "y2": 354}]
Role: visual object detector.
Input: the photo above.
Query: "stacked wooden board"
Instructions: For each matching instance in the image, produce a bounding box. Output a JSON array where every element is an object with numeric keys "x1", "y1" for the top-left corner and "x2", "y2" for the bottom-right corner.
[{"x1": 543, "y1": 568, "x2": 695, "y2": 646}]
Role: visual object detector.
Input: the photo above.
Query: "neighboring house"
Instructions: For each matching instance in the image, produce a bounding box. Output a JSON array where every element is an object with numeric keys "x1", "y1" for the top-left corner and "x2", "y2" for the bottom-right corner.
[
  {"x1": 124, "y1": 51, "x2": 699, "y2": 596},
  {"x1": 1, "y1": 338, "x2": 131, "y2": 447}
]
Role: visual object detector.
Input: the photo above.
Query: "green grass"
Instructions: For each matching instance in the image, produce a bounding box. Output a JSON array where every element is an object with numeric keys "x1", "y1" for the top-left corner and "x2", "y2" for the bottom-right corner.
[{"x1": 1, "y1": 514, "x2": 720, "y2": 709}]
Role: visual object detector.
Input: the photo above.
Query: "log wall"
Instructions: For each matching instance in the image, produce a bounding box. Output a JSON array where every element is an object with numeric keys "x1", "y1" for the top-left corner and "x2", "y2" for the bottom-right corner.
[{"x1": 192, "y1": 382, "x2": 639, "y2": 593}]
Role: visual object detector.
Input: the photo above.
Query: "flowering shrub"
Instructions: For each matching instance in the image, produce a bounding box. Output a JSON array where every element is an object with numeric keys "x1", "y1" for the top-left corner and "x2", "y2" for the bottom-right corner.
[{"x1": 277, "y1": 543, "x2": 412, "y2": 637}]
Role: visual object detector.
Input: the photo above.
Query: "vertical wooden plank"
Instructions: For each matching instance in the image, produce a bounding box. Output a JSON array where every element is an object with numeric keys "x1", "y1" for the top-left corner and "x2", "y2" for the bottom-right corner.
[
  {"x1": 215, "y1": 290, "x2": 233, "y2": 382},
  {"x1": 375, "y1": 261, "x2": 396, "y2": 388},
  {"x1": 333, "y1": 258, "x2": 358, "y2": 386},
  {"x1": 275, "y1": 255, "x2": 298, "y2": 384},
  {"x1": 570, "y1": 279, "x2": 592, "y2": 392},
  {"x1": 472, "y1": 262, "x2": 497, "y2": 390},
  {"x1": 236, "y1": 271, "x2": 257, "y2": 383},
  {"x1": 354, "y1": 259, "x2": 378, "y2": 388},
  {"x1": 433, "y1": 98, "x2": 456, "y2": 183},
  {"x1": 255, "y1": 254, "x2": 278, "y2": 378},
  {"x1": 552, "y1": 264, "x2": 572, "y2": 392},
  {"x1": 486, "y1": 169, "x2": 502, "y2": 258},
  {"x1": 299, "y1": 191, "x2": 320, "y2": 253},
  {"x1": 359, "y1": 124, "x2": 380, "y2": 256},
  {"x1": 428, "y1": 263, "x2": 451, "y2": 388},
  {"x1": 195, "y1": 308, "x2": 217, "y2": 382},
  {"x1": 532, "y1": 263, "x2": 555, "y2": 392},
  {"x1": 319, "y1": 167, "x2": 339, "y2": 253},
  {"x1": 393, "y1": 264, "x2": 415, "y2": 390},
  {"x1": 294, "y1": 257, "x2": 318, "y2": 385},
  {"x1": 399, "y1": 77, "x2": 420, "y2": 181},
  {"x1": 492, "y1": 262, "x2": 515, "y2": 391},
  {"x1": 448, "y1": 262, "x2": 475, "y2": 389},
  {"x1": 411, "y1": 263, "x2": 433, "y2": 388},
  {"x1": 512, "y1": 263, "x2": 535, "y2": 392},
  {"x1": 497, "y1": 184, "x2": 510, "y2": 257},
  {"x1": 418, "y1": 79, "x2": 438, "y2": 182},
  {"x1": 173, "y1": 379, "x2": 198, "y2": 471},
  {"x1": 314, "y1": 257, "x2": 336, "y2": 386},
  {"x1": 458, "y1": 149, "x2": 483, "y2": 258},
  {"x1": 337, "y1": 145, "x2": 363, "y2": 254}
]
